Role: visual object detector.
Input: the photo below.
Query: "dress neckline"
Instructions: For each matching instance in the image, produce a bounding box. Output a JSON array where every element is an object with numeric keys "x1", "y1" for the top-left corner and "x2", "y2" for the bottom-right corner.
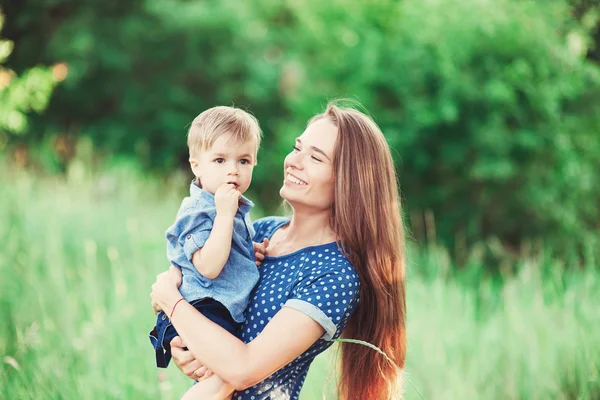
[{"x1": 262, "y1": 217, "x2": 340, "y2": 261}]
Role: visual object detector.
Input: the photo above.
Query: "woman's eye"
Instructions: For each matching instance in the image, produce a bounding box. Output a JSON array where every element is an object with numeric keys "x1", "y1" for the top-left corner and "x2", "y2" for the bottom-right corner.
[
  {"x1": 214, "y1": 158, "x2": 225, "y2": 164},
  {"x1": 292, "y1": 145, "x2": 300, "y2": 152},
  {"x1": 311, "y1": 155, "x2": 322, "y2": 162}
]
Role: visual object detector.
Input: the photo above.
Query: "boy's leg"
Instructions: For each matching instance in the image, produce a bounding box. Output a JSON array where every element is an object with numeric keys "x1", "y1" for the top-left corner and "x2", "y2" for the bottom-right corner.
[
  {"x1": 192, "y1": 298, "x2": 239, "y2": 335},
  {"x1": 180, "y1": 375, "x2": 234, "y2": 400},
  {"x1": 150, "y1": 312, "x2": 178, "y2": 368},
  {"x1": 179, "y1": 299, "x2": 238, "y2": 399}
]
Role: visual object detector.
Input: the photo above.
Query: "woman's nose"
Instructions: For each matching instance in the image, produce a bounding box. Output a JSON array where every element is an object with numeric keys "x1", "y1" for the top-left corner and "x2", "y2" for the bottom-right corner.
[{"x1": 287, "y1": 151, "x2": 304, "y2": 170}]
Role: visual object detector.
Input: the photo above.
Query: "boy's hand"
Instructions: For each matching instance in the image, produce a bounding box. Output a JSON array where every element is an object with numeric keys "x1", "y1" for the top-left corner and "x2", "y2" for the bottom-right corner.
[
  {"x1": 253, "y1": 238, "x2": 269, "y2": 266},
  {"x1": 215, "y1": 183, "x2": 241, "y2": 218}
]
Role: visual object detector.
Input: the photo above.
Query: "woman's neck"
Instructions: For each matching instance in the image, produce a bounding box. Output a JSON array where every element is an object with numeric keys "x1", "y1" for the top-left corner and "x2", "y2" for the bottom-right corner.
[{"x1": 284, "y1": 208, "x2": 335, "y2": 244}]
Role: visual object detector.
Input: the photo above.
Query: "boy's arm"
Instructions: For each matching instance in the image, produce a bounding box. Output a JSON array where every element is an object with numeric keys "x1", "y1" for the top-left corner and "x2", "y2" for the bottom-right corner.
[
  {"x1": 191, "y1": 213, "x2": 234, "y2": 279},
  {"x1": 191, "y1": 183, "x2": 241, "y2": 280}
]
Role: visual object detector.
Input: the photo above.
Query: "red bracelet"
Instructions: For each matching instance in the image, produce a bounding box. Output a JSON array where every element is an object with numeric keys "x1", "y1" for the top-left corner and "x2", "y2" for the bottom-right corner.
[{"x1": 170, "y1": 297, "x2": 185, "y2": 320}]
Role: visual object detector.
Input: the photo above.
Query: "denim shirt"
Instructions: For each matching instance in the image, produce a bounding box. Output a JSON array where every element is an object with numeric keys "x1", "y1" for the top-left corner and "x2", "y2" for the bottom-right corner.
[{"x1": 165, "y1": 182, "x2": 259, "y2": 323}]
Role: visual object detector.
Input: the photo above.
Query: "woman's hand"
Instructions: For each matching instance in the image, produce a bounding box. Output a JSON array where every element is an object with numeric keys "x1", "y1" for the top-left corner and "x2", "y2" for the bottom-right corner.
[
  {"x1": 170, "y1": 336, "x2": 214, "y2": 381},
  {"x1": 253, "y1": 238, "x2": 269, "y2": 266},
  {"x1": 150, "y1": 265, "x2": 183, "y2": 314}
]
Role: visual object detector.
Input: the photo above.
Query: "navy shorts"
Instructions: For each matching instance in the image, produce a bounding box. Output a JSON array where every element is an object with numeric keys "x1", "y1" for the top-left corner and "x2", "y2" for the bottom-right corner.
[{"x1": 149, "y1": 298, "x2": 239, "y2": 368}]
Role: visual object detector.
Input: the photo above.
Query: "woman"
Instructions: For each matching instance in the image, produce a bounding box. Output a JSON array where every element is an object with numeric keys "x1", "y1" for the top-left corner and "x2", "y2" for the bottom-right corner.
[{"x1": 151, "y1": 102, "x2": 407, "y2": 399}]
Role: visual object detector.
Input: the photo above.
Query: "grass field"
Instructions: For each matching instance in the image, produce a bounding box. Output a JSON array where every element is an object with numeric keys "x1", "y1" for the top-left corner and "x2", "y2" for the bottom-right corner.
[{"x1": 1, "y1": 161, "x2": 599, "y2": 399}]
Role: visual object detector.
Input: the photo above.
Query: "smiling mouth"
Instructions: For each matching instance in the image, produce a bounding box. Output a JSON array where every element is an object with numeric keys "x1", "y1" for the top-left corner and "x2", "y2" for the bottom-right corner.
[{"x1": 285, "y1": 174, "x2": 307, "y2": 185}]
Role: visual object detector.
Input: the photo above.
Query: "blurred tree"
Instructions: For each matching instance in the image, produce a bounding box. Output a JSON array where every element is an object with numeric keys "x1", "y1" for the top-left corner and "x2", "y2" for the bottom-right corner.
[
  {"x1": 274, "y1": 0, "x2": 600, "y2": 260},
  {"x1": 0, "y1": 10, "x2": 58, "y2": 156},
  {"x1": 1, "y1": 0, "x2": 288, "y2": 185},
  {"x1": 569, "y1": 0, "x2": 600, "y2": 62}
]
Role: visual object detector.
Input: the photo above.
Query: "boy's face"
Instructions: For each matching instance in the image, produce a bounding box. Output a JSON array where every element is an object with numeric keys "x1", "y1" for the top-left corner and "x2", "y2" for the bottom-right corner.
[{"x1": 190, "y1": 135, "x2": 257, "y2": 195}]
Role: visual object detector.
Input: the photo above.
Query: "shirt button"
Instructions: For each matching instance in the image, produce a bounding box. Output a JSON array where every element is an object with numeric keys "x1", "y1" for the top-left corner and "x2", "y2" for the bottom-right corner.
[
  {"x1": 161, "y1": 314, "x2": 167, "y2": 321},
  {"x1": 187, "y1": 234, "x2": 192, "y2": 239}
]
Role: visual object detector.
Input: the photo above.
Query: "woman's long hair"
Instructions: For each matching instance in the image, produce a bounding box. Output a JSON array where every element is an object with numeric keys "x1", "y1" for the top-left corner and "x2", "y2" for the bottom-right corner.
[{"x1": 310, "y1": 102, "x2": 406, "y2": 399}]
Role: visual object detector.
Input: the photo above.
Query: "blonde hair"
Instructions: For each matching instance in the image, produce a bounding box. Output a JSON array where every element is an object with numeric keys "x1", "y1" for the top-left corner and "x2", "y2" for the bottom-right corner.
[
  {"x1": 310, "y1": 102, "x2": 406, "y2": 399},
  {"x1": 187, "y1": 106, "x2": 262, "y2": 157}
]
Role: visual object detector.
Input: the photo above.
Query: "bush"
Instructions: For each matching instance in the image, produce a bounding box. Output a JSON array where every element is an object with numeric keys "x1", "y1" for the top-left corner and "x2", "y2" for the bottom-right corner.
[{"x1": 0, "y1": 11, "x2": 58, "y2": 148}]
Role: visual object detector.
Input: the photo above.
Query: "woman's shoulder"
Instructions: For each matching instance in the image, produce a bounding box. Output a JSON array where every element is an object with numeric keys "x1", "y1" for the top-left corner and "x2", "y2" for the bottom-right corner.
[
  {"x1": 252, "y1": 216, "x2": 290, "y2": 242},
  {"x1": 302, "y1": 243, "x2": 360, "y2": 284},
  {"x1": 288, "y1": 244, "x2": 361, "y2": 340}
]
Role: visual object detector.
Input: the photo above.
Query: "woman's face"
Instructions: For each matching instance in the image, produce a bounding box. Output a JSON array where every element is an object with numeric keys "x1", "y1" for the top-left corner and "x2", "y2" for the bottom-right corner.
[{"x1": 280, "y1": 117, "x2": 338, "y2": 212}]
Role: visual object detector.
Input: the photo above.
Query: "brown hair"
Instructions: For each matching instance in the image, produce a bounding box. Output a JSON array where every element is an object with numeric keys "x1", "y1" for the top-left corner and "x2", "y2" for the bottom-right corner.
[
  {"x1": 310, "y1": 102, "x2": 406, "y2": 399},
  {"x1": 187, "y1": 106, "x2": 262, "y2": 158}
]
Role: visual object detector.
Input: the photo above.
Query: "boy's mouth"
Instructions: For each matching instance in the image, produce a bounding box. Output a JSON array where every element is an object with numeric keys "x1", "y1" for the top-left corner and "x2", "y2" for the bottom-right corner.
[{"x1": 227, "y1": 181, "x2": 240, "y2": 189}]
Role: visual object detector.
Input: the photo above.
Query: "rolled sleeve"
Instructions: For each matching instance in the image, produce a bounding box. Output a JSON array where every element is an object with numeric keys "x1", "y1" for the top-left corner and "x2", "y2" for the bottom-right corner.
[
  {"x1": 182, "y1": 229, "x2": 212, "y2": 261},
  {"x1": 283, "y1": 269, "x2": 360, "y2": 340},
  {"x1": 166, "y1": 206, "x2": 215, "y2": 262}
]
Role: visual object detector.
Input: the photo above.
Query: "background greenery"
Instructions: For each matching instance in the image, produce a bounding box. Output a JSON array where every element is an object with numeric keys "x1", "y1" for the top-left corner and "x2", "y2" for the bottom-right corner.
[
  {"x1": 1, "y1": 0, "x2": 599, "y2": 398},
  {"x1": 1, "y1": 164, "x2": 599, "y2": 399}
]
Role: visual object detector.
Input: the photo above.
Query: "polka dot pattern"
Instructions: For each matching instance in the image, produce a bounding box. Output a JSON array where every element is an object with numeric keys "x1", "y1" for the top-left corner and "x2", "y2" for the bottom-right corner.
[{"x1": 233, "y1": 217, "x2": 360, "y2": 400}]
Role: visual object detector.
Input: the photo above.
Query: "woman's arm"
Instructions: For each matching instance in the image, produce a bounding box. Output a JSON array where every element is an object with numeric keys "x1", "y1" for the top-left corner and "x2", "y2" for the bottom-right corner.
[
  {"x1": 174, "y1": 302, "x2": 323, "y2": 390},
  {"x1": 151, "y1": 269, "x2": 324, "y2": 390}
]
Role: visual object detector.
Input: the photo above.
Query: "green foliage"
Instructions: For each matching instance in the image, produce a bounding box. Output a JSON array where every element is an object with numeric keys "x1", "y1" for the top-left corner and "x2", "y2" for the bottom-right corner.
[
  {"x1": 2, "y1": 0, "x2": 600, "y2": 260},
  {"x1": 0, "y1": 12, "x2": 57, "y2": 145},
  {"x1": 0, "y1": 166, "x2": 598, "y2": 399}
]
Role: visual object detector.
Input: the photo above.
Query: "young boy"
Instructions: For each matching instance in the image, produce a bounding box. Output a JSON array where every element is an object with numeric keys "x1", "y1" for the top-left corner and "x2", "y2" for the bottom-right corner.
[{"x1": 149, "y1": 106, "x2": 262, "y2": 399}]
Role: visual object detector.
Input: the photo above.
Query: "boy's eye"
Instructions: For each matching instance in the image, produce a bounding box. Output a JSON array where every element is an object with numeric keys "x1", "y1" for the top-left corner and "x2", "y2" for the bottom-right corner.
[
  {"x1": 214, "y1": 158, "x2": 225, "y2": 164},
  {"x1": 239, "y1": 159, "x2": 251, "y2": 165}
]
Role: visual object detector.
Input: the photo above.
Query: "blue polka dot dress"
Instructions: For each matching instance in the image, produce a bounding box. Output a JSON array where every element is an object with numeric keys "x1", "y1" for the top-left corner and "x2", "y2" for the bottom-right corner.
[{"x1": 232, "y1": 216, "x2": 361, "y2": 400}]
